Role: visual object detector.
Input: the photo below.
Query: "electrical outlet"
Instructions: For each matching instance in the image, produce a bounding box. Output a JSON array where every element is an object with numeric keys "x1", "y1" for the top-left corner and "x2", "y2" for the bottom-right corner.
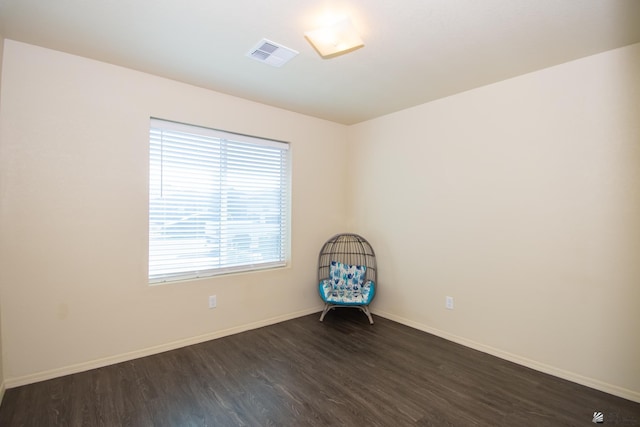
[
  {"x1": 446, "y1": 296, "x2": 454, "y2": 310},
  {"x1": 208, "y1": 295, "x2": 217, "y2": 309}
]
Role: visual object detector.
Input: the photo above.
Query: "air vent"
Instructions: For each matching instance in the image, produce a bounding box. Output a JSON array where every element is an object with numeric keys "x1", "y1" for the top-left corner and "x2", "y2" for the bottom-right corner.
[{"x1": 246, "y1": 39, "x2": 299, "y2": 67}]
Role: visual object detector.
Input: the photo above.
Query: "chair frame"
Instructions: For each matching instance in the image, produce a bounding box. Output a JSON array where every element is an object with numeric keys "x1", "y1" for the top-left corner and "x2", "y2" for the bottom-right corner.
[{"x1": 318, "y1": 233, "x2": 377, "y2": 324}]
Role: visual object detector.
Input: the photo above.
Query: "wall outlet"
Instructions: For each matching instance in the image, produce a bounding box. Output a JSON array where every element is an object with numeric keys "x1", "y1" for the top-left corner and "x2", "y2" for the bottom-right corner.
[
  {"x1": 445, "y1": 296, "x2": 454, "y2": 310},
  {"x1": 208, "y1": 295, "x2": 217, "y2": 309}
]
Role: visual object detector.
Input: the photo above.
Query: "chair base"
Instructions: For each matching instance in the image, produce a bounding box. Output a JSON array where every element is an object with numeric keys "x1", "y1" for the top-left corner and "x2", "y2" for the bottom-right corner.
[{"x1": 319, "y1": 303, "x2": 374, "y2": 324}]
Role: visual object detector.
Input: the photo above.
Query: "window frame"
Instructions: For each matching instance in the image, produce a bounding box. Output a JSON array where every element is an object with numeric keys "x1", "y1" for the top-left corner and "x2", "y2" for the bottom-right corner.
[{"x1": 148, "y1": 118, "x2": 291, "y2": 284}]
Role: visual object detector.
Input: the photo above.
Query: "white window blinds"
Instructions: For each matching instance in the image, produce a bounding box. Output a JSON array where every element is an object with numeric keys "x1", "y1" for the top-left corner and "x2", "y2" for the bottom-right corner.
[{"x1": 149, "y1": 118, "x2": 290, "y2": 284}]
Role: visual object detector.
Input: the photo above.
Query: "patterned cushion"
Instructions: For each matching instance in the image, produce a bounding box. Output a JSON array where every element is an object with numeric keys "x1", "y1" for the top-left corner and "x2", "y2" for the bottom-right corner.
[{"x1": 318, "y1": 261, "x2": 374, "y2": 305}]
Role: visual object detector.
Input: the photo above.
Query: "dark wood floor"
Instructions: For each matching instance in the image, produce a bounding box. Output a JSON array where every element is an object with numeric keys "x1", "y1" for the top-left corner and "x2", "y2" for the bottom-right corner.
[{"x1": 1, "y1": 310, "x2": 638, "y2": 426}]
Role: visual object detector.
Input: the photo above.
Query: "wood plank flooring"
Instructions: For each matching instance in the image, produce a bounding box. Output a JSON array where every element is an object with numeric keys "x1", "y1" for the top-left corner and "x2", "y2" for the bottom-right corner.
[{"x1": 0, "y1": 310, "x2": 638, "y2": 426}]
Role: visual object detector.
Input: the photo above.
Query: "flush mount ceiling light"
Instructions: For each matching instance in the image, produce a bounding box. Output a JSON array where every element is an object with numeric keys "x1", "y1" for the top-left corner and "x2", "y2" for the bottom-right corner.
[{"x1": 304, "y1": 18, "x2": 364, "y2": 59}]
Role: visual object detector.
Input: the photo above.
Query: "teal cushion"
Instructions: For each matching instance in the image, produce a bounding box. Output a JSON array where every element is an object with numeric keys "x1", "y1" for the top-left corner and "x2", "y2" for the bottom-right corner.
[{"x1": 318, "y1": 260, "x2": 373, "y2": 305}]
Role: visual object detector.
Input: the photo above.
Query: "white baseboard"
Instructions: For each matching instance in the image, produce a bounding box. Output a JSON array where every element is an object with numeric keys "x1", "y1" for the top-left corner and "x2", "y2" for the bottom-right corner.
[
  {"x1": 373, "y1": 309, "x2": 640, "y2": 404},
  {"x1": 4, "y1": 306, "x2": 322, "y2": 389},
  {"x1": 0, "y1": 381, "x2": 5, "y2": 405}
]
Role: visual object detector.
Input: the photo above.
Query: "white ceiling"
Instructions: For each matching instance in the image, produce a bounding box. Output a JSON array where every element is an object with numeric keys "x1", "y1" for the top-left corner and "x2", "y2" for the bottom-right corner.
[{"x1": 1, "y1": 0, "x2": 639, "y2": 125}]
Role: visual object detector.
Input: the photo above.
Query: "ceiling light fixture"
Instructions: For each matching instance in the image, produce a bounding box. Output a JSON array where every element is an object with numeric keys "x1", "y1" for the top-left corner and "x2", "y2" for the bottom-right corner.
[{"x1": 304, "y1": 18, "x2": 364, "y2": 59}]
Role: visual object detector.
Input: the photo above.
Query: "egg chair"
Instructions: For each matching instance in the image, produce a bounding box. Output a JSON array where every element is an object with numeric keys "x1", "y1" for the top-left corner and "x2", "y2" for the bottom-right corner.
[{"x1": 318, "y1": 233, "x2": 377, "y2": 324}]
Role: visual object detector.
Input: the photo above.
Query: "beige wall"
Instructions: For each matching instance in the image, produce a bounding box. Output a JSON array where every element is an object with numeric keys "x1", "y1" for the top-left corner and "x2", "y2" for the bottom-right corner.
[
  {"x1": 0, "y1": 40, "x2": 348, "y2": 385},
  {"x1": 0, "y1": 34, "x2": 5, "y2": 400},
  {"x1": 349, "y1": 43, "x2": 640, "y2": 401}
]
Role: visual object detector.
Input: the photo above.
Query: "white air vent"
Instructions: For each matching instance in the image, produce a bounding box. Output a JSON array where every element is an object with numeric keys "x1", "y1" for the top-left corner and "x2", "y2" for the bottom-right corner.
[{"x1": 246, "y1": 38, "x2": 298, "y2": 67}]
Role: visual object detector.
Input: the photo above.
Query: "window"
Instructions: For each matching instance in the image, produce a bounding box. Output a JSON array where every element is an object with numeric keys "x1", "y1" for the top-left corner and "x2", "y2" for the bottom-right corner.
[{"x1": 149, "y1": 118, "x2": 290, "y2": 284}]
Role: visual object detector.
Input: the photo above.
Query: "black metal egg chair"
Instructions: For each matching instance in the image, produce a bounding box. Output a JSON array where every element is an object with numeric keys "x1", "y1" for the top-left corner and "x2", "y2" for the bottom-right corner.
[{"x1": 317, "y1": 233, "x2": 377, "y2": 324}]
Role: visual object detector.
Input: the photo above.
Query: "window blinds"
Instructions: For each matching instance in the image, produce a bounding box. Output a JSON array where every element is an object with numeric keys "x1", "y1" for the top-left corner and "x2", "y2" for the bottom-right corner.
[{"x1": 149, "y1": 118, "x2": 289, "y2": 283}]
